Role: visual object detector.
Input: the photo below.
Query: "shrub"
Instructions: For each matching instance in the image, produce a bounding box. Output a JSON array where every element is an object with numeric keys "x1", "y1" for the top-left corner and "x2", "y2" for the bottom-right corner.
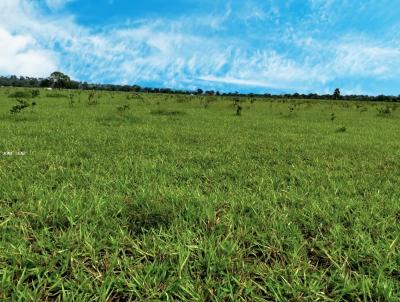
[
  {"x1": 117, "y1": 104, "x2": 130, "y2": 112},
  {"x1": 236, "y1": 104, "x2": 242, "y2": 116},
  {"x1": 8, "y1": 91, "x2": 31, "y2": 98},
  {"x1": 335, "y1": 126, "x2": 347, "y2": 133},
  {"x1": 31, "y1": 89, "x2": 40, "y2": 98},
  {"x1": 68, "y1": 94, "x2": 75, "y2": 107},
  {"x1": 376, "y1": 105, "x2": 393, "y2": 117},
  {"x1": 87, "y1": 92, "x2": 98, "y2": 105},
  {"x1": 10, "y1": 99, "x2": 30, "y2": 114}
]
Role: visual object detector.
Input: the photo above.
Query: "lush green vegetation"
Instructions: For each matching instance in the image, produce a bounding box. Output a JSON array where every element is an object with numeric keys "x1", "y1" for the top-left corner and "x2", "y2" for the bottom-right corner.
[{"x1": 1, "y1": 87, "x2": 399, "y2": 301}]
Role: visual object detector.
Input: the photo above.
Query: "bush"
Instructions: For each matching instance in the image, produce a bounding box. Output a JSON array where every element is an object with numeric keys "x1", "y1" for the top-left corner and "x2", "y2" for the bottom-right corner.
[
  {"x1": 335, "y1": 126, "x2": 347, "y2": 133},
  {"x1": 117, "y1": 104, "x2": 130, "y2": 112},
  {"x1": 8, "y1": 91, "x2": 31, "y2": 98},
  {"x1": 31, "y1": 90, "x2": 40, "y2": 98},
  {"x1": 87, "y1": 92, "x2": 98, "y2": 105},
  {"x1": 376, "y1": 106, "x2": 392, "y2": 117},
  {"x1": 10, "y1": 99, "x2": 30, "y2": 114}
]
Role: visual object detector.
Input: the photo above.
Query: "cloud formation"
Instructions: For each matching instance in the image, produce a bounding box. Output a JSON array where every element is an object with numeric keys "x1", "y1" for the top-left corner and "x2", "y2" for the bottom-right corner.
[
  {"x1": 0, "y1": 28, "x2": 57, "y2": 77},
  {"x1": 0, "y1": 0, "x2": 399, "y2": 95}
]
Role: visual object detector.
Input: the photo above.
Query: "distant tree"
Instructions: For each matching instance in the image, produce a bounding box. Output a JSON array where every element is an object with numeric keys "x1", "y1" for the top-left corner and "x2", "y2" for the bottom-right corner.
[
  {"x1": 50, "y1": 71, "x2": 71, "y2": 89},
  {"x1": 333, "y1": 88, "x2": 341, "y2": 100},
  {"x1": 160, "y1": 88, "x2": 172, "y2": 94},
  {"x1": 132, "y1": 85, "x2": 141, "y2": 92},
  {"x1": 196, "y1": 88, "x2": 203, "y2": 95},
  {"x1": 10, "y1": 75, "x2": 18, "y2": 86},
  {"x1": 40, "y1": 78, "x2": 51, "y2": 87},
  {"x1": 69, "y1": 81, "x2": 79, "y2": 89}
]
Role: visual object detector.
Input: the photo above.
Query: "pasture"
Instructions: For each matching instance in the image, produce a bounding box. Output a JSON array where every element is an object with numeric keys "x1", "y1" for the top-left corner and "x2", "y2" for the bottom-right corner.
[{"x1": 0, "y1": 88, "x2": 399, "y2": 301}]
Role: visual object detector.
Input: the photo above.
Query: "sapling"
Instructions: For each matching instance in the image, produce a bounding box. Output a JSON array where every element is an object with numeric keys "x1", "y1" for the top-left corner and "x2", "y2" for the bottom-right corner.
[
  {"x1": 117, "y1": 104, "x2": 130, "y2": 112},
  {"x1": 69, "y1": 94, "x2": 75, "y2": 107},
  {"x1": 87, "y1": 92, "x2": 98, "y2": 105},
  {"x1": 236, "y1": 104, "x2": 242, "y2": 116},
  {"x1": 335, "y1": 126, "x2": 347, "y2": 133},
  {"x1": 10, "y1": 99, "x2": 29, "y2": 114}
]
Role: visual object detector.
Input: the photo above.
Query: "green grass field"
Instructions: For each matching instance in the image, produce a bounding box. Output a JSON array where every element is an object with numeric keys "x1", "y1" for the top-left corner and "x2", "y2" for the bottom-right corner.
[{"x1": 1, "y1": 88, "x2": 399, "y2": 301}]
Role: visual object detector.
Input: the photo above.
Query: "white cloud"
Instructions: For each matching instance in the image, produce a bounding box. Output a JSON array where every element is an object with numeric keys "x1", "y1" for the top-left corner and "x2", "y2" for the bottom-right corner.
[
  {"x1": 333, "y1": 42, "x2": 400, "y2": 77},
  {"x1": 0, "y1": 0, "x2": 399, "y2": 94},
  {"x1": 0, "y1": 28, "x2": 57, "y2": 77}
]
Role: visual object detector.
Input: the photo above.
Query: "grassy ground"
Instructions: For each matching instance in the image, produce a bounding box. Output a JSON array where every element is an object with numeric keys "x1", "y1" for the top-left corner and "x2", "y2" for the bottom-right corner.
[{"x1": 0, "y1": 88, "x2": 399, "y2": 301}]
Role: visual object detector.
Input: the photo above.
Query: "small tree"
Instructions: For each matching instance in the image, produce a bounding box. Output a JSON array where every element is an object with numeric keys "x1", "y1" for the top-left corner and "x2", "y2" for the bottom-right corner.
[
  {"x1": 235, "y1": 102, "x2": 242, "y2": 116},
  {"x1": 333, "y1": 88, "x2": 341, "y2": 100},
  {"x1": 10, "y1": 99, "x2": 30, "y2": 114}
]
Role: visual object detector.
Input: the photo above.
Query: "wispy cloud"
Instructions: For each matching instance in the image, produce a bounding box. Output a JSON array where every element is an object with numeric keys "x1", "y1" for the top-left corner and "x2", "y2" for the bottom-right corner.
[
  {"x1": 45, "y1": 0, "x2": 74, "y2": 10},
  {"x1": 333, "y1": 42, "x2": 400, "y2": 78},
  {"x1": 0, "y1": 0, "x2": 399, "y2": 94}
]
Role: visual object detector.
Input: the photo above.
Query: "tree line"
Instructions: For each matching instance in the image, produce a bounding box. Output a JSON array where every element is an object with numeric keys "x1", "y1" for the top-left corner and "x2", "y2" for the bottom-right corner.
[{"x1": 1, "y1": 72, "x2": 399, "y2": 102}]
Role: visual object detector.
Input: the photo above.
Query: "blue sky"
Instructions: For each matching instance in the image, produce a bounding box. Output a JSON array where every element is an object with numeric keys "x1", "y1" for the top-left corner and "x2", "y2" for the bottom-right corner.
[{"x1": 0, "y1": 0, "x2": 399, "y2": 95}]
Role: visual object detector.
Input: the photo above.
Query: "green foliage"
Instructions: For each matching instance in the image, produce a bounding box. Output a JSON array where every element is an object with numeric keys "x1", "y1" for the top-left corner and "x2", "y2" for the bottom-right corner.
[
  {"x1": 68, "y1": 93, "x2": 75, "y2": 107},
  {"x1": 236, "y1": 104, "x2": 242, "y2": 116},
  {"x1": 8, "y1": 91, "x2": 32, "y2": 98},
  {"x1": 116, "y1": 104, "x2": 130, "y2": 112},
  {"x1": 87, "y1": 92, "x2": 98, "y2": 105},
  {"x1": 31, "y1": 89, "x2": 40, "y2": 98},
  {"x1": 50, "y1": 71, "x2": 72, "y2": 89},
  {"x1": 288, "y1": 104, "x2": 295, "y2": 115},
  {"x1": 335, "y1": 126, "x2": 347, "y2": 132},
  {"x1": 8, "y1": 89, "x2": 39, "y2": 99},
  {"x1": 10, "y1": 99, "x2": 29, "y2": 114},
  {"x1": 0, "y1": 87, "x2": 399, "y2": 301},
  {"x1": 333, "y1": 88, "x2": 341, "y2": 99},
  {"x1": 377, "y1": 105, "x2": 392, "y2": 117}
]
